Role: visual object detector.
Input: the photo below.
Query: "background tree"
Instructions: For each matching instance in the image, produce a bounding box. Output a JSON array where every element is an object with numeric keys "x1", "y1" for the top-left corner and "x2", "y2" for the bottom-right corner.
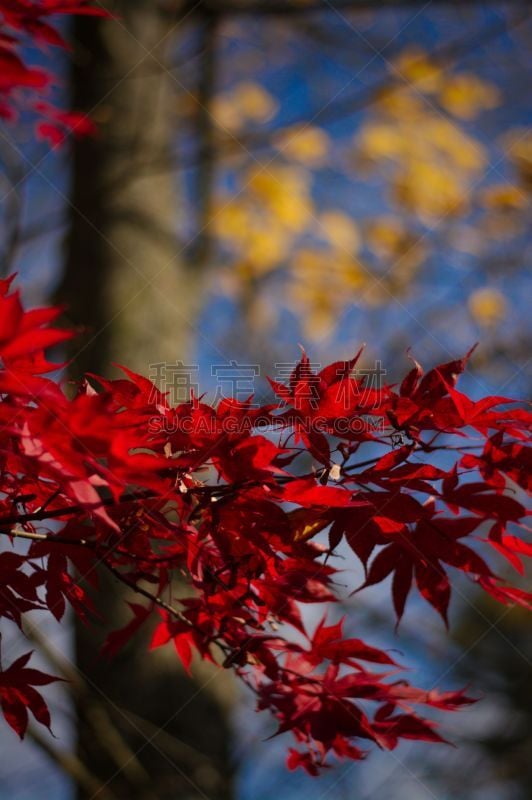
[{"x1": 58, "y1": 2, "x2": 232, "y2": 799}]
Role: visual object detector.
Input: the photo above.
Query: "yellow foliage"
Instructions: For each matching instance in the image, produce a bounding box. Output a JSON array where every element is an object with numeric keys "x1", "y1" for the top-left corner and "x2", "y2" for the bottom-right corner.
[
  {"x1": 358, "y1": 115, "x2": 485, "y2": 174},
  {"x1": 214, "y1": 165, "x2": 315, "y2": 280},
  {"x1": 212, "y1": 48, "x2": 516, "y2": 340},
  {"x1": 392, "y1": 159, "x2": 469, "y2": 219},
  {"x1": 214, "y1": 203, "x2": 291, "y2": 273},
  {"x1": 211, "y1": 81, "x2": 278, "y2": 130},
  {"x1": 365, "y1": 216, "x2": 426, "y2": 272},
  {"x1": 274, "y1": 125, "x2": 330, "y2": 166},
  {"x1": 468, "y1": 288, "x2": 507, "y2": 327},
  {"x1": 291, "y1": 249, "x2": 366, "y2": 288},
  {"x1": 393, "y1": 47, "x2": 443, "y2": 93},
  {"x1": 236, "y1": 82, "x2": 278, "y2": 121},
  {"x1": 245, "y1": 226, "x2": 291, "y2": 271},
  {"x1": 439, "y1": 73, "x2": 500, "y2": 120},
  {"x1": 357, "y1": 121, "x2": 407, "y2": 163},
  {"x1": 374, "y1": 89, "x2": 426, "y2": 119},
  {"x1": 480, "y1": 184, "x2": 528, "y2": 211},
  {"x1": 319, "y1": 211, "x2": 361, "y2": 253},
  {"x1": 213, "y1": 203, "x2": 250, "y2": 240},
  {"x1": 355, "y1": 59, "x2": 490, "y2": 225},
  {"x1": 288, "y1": 249, "x2": 369, "y2": 338},
  {"x1": 424, "y1": 117, "x2": 486, "y2": 172},
  {"x1": 211, "y1": 96, "x2": 242, "y2": 131},
  {"x1": 366, "y1": 216, "x2": 408, "y2": 257},
  {"x1": 392, "y1": 49, "x2": 500, "y2": 120},
  {"x1": 247, "y1": 166, "x2": 313, "y2": 231}
]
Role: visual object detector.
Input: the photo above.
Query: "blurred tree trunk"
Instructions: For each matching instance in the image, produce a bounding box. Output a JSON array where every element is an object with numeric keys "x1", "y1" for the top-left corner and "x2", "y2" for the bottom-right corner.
[{"x1": 57, "y1": 2, "x2": 234, "y2": 798}]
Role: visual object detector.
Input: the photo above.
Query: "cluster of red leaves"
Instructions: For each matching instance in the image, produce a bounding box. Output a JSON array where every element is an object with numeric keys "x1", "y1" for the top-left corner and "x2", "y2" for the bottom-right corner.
[
  {"x1": 0, "y1": 0, "x2": 106, "y2": 141},
  {"x1": 0, "y1": 275, "x2": 530, "y2": 773}
]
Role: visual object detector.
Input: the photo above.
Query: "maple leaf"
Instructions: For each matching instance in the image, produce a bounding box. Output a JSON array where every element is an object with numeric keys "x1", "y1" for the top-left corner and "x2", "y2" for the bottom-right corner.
[
  {"x1": 306, "y1": 617, "x2": 400, "y2": 667},
  {"x1": 150, "y1": 610, "x2": 205, "y2": 675},
  {"x1": 0, "y1": 0, "x2": 107, "y2": 133},
  {"x1": 102, "y1": 603, "x2": 152, "y2": 659},
  {"x1": 0, "y1": 649, "x2": 60, "y2": 739},
  {"x1": 355, "y1": 516, "x2": 494, "y2": 625},
  {"x1": 0, "y1": 275, "x2": 529, "y2": 774},
  {"x1": 281, "y1": 476, "x2": 367, "y2": 508}
]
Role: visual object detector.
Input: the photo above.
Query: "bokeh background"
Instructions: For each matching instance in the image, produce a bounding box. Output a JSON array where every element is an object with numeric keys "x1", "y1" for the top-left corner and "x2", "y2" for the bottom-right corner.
[{"x1": 0, "y1": 1, "x2": 531, "y2": 798}]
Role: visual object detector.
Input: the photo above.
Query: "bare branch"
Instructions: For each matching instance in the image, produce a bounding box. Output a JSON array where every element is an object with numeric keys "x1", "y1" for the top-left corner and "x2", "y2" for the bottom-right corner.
[{"x1": 27, "y1": 724, "x2": 119, "y2": 800}]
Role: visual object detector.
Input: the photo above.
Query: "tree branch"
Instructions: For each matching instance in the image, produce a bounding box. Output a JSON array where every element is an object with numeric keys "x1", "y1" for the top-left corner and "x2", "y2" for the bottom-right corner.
[
  {"x1": 24, "y1": 624, "x2": 157, "y2": 798},
  {"x1": 27, "y1": 724, "x2": 119, "y2": 800}
]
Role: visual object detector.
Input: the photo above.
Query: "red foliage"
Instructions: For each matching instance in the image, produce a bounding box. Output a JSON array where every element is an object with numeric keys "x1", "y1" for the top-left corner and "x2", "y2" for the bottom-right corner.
[
  {"x1": 0, "y1": 276, "x2": 530, "y2": 772},
  {"x1": 0, "y1": 647, "x2": 59, "y2": 738},
  {"x1": 0, "y1": 0, "x2": 106, "y2": 136}
]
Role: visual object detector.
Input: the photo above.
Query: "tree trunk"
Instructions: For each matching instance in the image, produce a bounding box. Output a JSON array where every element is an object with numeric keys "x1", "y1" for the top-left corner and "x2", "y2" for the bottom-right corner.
[{"x1": 57, "y1": 3, "x2": 234, "y2": 798}]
